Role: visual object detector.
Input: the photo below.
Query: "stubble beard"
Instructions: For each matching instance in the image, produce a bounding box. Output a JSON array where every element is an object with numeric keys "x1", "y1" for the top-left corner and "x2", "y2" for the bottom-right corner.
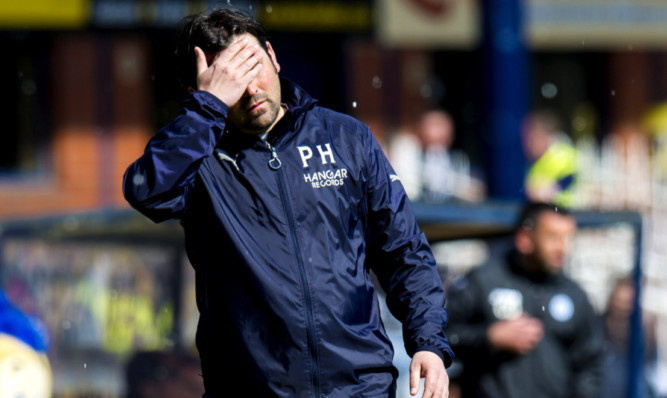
[
  {"x1": 234, "y1": 95, "x2": 282, "y2": 135},
  {"x1": 249, "y1": 99, "x2": 281, "y2": 132}
]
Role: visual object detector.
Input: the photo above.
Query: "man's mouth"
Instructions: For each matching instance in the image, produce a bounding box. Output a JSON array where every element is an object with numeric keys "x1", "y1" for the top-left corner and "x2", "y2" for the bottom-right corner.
[{"x1": 247, "y1": 100, "x2": 265, "y2": 113}]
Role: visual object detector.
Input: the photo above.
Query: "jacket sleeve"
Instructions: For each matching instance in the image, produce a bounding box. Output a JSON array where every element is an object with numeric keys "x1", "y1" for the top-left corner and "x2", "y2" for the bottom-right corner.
[
  {"x1": 363, "y1": 128, "x2": 454, "y2": 367},
  {"x1": 122, "y1": 91, "x2": 228, "y2": 222}
]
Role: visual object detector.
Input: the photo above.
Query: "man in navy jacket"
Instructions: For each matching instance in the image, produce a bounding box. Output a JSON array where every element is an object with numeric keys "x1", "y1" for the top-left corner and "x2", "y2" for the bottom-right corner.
[{"x1": 123, "y1": 8, "x2": 453, "y2": 398}]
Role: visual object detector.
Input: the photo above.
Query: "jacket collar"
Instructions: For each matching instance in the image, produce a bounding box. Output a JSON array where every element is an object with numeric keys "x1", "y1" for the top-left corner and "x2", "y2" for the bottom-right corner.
[
  {"x1": 279, "y1": 77, "x2": 318, "y2": 120},
  {"x1": 265, "y1": 78, "x2": 318, "y2": 145}
]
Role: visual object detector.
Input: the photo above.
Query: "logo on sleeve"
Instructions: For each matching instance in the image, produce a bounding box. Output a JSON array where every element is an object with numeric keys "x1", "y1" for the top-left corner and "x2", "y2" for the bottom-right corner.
[
  {"x1": 297, "y1": 143, "x2": 350, "y2": 189},
  {"x1": 216, "y1": 149, "x2": 239, "y2": 171}
]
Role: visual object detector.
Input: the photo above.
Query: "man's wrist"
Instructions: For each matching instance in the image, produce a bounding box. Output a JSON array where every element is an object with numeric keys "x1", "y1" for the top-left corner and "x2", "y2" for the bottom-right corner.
[{"x1": 414, "y1": 346, "x2": 450, "y2": 367}]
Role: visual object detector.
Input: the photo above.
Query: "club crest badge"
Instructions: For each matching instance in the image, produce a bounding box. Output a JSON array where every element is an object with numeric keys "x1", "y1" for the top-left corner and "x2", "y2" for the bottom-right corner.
[{"x1": 548, "y1": 293, "x2": 575, "y2": 322}]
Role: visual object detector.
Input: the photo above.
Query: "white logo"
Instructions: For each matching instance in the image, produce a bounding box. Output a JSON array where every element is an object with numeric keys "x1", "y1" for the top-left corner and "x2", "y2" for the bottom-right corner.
[
  {"x1": 488, "y1": 288, "x2": 524, "y2": 320},
  {"x1": 216, "y1": 150, "x2": 239, "y2": 171},
  {"x1": 548, "y1": 294, "x2": 574, "y2": 322},
  {"x1": 303, "y1": 168, "x2": 349, "y2": 189},
  {"x1": 297, "y1": 143, "x2": 336, "y2": 168},
  {"x1": 297, "y1": 143, "x2": 348, "y2": 189},
  {"x1": 390, "y1": 174, "x2": 401, "y2": 182}
]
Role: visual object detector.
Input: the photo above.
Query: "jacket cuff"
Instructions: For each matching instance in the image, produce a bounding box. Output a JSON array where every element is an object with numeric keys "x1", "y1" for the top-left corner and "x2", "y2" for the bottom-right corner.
[
  {"x1": 414, "y1": 346, "x2": 453, "y2": 368},
  {"x1": 190, "y1": 91, "x2": 229, "y2": 119}
]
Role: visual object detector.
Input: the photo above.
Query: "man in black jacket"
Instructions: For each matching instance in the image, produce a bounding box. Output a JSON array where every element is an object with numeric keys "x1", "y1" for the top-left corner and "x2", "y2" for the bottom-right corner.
[{"x1": 446, "y1": 202, "x2": 603, "y2": 398}]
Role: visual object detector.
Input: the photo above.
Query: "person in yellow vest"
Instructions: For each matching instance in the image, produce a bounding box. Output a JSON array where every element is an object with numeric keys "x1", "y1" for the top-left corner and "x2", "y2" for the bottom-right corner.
[{"x1": 522, "y1": 110, "x2": 578, "y2": 207}]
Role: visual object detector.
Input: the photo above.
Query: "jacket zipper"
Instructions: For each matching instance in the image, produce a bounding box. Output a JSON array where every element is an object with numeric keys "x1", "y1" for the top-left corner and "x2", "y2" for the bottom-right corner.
[{"x1": 265, "y1": 141, "x2": 321, "y2": 397}]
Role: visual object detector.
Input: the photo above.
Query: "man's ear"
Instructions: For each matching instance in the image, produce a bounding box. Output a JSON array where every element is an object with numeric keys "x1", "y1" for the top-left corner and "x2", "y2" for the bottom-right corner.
[
  {"x1": 515, "y1": 229, "x2": 534, "y2": 255},
  {"x1": 265, "y1": 41, "x2": 281, "y2": 73}
]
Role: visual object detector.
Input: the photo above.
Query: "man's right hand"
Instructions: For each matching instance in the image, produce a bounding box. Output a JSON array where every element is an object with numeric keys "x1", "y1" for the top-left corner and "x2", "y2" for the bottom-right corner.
[
  {"x1": 194, "y1": 37, "x2": 263, "y2": 106},
  {"x1": 487, "y1": 314, "x2": 544, "y2": 355}
]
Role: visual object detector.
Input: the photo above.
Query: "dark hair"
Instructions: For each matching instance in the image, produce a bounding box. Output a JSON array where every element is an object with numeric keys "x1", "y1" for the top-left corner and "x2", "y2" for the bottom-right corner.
[
  {"x1": 175, "y1": 8, "x2": 268, "y2": 91},
  {"x1": 516, "y1": 201, "x2": 572, "y2": 231}
]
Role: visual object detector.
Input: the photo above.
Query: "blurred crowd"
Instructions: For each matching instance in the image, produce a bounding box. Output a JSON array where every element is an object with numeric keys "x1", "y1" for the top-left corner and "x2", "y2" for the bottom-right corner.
[
  {"x1": 382, "y1": 102, "x2": 667, "y2": 212},
  {"x1": 380, "y1": 104, "x2": 667, "y2": 398}
]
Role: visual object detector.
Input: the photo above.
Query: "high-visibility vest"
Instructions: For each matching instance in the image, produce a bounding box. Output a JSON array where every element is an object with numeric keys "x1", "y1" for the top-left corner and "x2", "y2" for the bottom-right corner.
[{"x1": 526, "y1": 141, "x2": 577, "y2": 207}]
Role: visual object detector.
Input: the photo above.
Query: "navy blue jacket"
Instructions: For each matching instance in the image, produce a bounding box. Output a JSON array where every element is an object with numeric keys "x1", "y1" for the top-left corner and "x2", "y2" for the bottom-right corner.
[{"x1": 123, "y1": 79, "x2": 453, "y2": 398}]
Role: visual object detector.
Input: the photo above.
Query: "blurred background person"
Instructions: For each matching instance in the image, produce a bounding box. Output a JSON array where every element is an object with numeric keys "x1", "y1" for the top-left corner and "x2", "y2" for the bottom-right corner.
[
  {"x1": 522, "y1": 110, "x2": 578, "y2": 207},
  {"x1": 420, "y1": 110, "x2": 457, "y2": 202},
  {"x1": 601, "y1": 276, "x2": 660, "y2": 398},
  {"x1": 419, "y1": 110, "x2": 465, "y2": 202},
  {"x1": 600, "y1": 120, "x2": 652, "y2": 210},
  {"x1": 419, "y1": 110, "x2": 485, "y2": 203},
  {"x1": 445, "y1": 202, "x2": 603, "y2": 398},
  {"x1": 387, "y1": 123, "x2": 424, "y2": 200},
  {"x1": 388, "y1": 109, "x2": 485, "y2": 203}
]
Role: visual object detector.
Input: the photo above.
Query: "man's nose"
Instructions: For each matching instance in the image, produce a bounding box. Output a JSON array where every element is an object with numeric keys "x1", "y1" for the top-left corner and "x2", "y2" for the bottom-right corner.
[{"x1": 246, "y1": 83, "x2": 258, "y2": 97}]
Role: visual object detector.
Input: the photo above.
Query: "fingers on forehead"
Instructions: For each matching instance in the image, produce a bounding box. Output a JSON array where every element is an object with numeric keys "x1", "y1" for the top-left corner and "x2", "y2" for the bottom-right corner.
[{"x1": 231, "y1": 33, "x2": 254, "y2": 46}]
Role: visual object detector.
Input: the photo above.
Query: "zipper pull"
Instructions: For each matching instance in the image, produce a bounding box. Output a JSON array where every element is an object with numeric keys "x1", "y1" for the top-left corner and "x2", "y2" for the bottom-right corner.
[{"x1": 265, "y1": 141, "x2": 282, "y2": 170}]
